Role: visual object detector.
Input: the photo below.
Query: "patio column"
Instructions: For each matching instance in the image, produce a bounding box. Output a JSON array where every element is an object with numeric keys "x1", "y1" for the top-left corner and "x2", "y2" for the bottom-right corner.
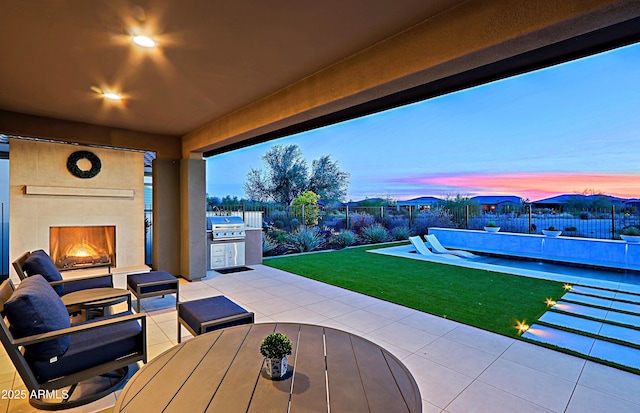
[
  {"x1": 152, "y1": 158, "x2": 181, "y2": 275},
  {"x1": 180, "y1": 154, "x2": 206, "y2": 280}
]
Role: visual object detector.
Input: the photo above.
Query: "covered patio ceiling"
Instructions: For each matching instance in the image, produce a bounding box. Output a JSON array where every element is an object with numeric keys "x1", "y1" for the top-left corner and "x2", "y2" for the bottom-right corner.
[
  {"x1": 0, "y1": 1, "x2": 638, "y2": 157},
  {"x1": 0, "y1": 0, "x2": 465, "y2": 137}
]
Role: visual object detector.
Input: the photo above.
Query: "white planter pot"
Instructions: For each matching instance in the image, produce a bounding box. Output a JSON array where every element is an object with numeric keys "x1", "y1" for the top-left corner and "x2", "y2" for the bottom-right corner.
[
  {"x1": 621, "y1": 235, "x2": 640, "y2": 243},
  {"x1": 542, "y1": 230, "x2": 562, "y2": 237},
  {"x1": 484, "y1": 227, "x2": 500, "y2": 233},
  {"x1": 264, "y1": 356, "x2": 288, "y2": 379}
]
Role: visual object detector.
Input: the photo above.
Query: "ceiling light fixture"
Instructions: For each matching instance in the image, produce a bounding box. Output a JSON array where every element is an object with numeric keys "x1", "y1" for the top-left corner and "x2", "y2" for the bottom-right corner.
[
  {"x1": 102, "y1": 91, "x2": 123, "y2": 101},
  {"x1": 132, "y1": 35, "x2": 156, "y2": 48}
]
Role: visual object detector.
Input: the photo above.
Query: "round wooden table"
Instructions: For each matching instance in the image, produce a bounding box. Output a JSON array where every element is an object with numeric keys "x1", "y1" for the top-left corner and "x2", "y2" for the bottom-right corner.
[{"x1": 114, "y1": 323, "x2": 422, "y2": 412}]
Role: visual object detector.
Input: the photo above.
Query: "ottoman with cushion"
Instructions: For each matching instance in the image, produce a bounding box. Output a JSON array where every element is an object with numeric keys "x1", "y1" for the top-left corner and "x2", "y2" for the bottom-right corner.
[
  {"x1": 127, "y1": 271, "x2": 179, "y2": 312},
  {"x1": 177, "y1": 296, "x2": 254, "y2": 343}
]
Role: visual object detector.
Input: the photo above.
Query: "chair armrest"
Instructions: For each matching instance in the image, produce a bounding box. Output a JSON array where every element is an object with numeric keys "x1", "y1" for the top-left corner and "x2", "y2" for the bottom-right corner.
[{"x1": 11, "y1": 313, "x2": 146, "y2": 347}]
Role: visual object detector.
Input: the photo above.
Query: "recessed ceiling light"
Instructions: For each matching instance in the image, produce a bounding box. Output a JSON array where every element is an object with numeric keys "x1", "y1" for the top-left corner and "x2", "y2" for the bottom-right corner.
[
  {"x1": 132, "y1": 35, "x2": 156, "y2": 48},
  {"x1": 103, "y1": 92, "x2": 123, "y2": 101}
]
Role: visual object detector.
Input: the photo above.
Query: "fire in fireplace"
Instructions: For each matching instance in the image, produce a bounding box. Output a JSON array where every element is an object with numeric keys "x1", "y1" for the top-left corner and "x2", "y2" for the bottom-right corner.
[{"x1": 50, "y1": 226, "x2": 116, "y2": 270}]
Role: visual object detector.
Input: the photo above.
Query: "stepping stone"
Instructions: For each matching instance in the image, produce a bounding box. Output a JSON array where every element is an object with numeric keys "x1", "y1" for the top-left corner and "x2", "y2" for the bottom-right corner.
[
  {"x1": 539, "y1": 312, "x2": 602, "y2": 335},
  {"x1": 563, "y1": 292, "x2": 612, "y2": 308},
  {"x1": 571, "y1": 286, "x2": 616, "y2": 299},
  {"x1": 614, "y1": 291, "x2": 640, "y2": 304},
  {"x1": 522, "y1": 325, "x2": 595, "y2": 355},
  {"x1": 610, "y1": 301, "x2": 640, "y2": 316},
  {"x1": 605, "y1": 311, "x2": 640, "y2": 328},
  {"x1": 590, "y1": 340, "x2": 640, "y2": 370},
  {"x1": 598, "y1": 323, "x2": 640, "y2": 345},
  {"x1": 553, "y1": 301, "x2": 608, "y2": 320}
]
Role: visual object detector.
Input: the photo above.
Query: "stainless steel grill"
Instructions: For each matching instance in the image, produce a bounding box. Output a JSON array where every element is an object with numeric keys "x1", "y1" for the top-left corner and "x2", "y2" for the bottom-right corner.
[
  {"x1": 206, "y1": 216, "x2": 246, "y2": 269},
  {"x1": 206, "y1": 216, "x2": 246, "y2": 240}
]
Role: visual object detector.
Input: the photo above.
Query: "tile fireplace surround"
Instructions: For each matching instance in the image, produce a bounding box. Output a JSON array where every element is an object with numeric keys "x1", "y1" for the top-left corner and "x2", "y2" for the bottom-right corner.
[{"x1": 8, "y1": 138, "x2": 147, "y2": 285}]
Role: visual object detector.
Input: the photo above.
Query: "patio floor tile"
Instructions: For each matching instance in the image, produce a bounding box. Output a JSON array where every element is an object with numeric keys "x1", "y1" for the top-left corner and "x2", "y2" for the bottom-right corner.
[
  {"x1": 446, "y1": 380, "x2": 554, "y2": 413},
  {"x1": 416, "y1": 337, "x2": 498, "y2": 378},
  {"x1": 332, "y1": 308, "x2": 395, "y2": 333},
  {"x1": 398, "y1": 311, "x2": 459, "y2": 336},
  {"x1": 499, "y1": 340, "x2": 586, "y2": 382},
  {"x1": 402, "y1": 354, "x2": 474, "y2": 410},
  {"x1": 368, "y1": 322, "x2": 439, "y2": 353},
  {"x1": 477, "y1": 358, "x2": 575, "y2": 412},
  {"x1": 578, "y1": 361, "x2": 640, "y2": 405},
  {"x1": 443, "y1": 324, "x2": 513, "y2": 356},
  {"x1": 565, "y1": 385, "x2": 640, "y2": 413}
]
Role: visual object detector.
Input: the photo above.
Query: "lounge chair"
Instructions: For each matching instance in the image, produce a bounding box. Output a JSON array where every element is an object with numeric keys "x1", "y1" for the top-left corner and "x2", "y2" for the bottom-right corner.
[
  {"x1": 408, "y1": 236, "x2": 460, "y2": 259},
  {"x1": 425, "y1": 234, "x2": 478, "y2": 259}
]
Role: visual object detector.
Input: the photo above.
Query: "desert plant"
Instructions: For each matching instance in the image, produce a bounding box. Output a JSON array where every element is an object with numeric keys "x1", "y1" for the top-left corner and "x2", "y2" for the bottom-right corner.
[
  {"x1": 546, "y1": 226, "x2": 557, "y2": 231},
  {"x1": 565, "y1": 226, "x2": 577, "y2": 232},
  {"x1": 331, "y1": 230, "x2": 356, "y2": 248},
  {"x1": 262, "y1": 233, "x2": 278, "y2": 254},
  {"x1": 485, "y1": 221, "x2": 498, "y2": 227},
  {"x1": 411, "y1": 207, "x2": 456, "y2": 234},
  {"x1": 285, "y1": 227, "x2": 324, "y2": 252},
  {"x1": 349, "y1": 212, "x2": 376, "y2": 233},
  {"x1": 361, "y1": 224, "x2": 389, "y2": 244},
  {"x1": 291, "y1": 191, "x2": 321, "y2": 225},
  {"x1": 260, "y1": 332, "x2": 292, "y2": 359},
  {"x1": 621, "y1": 226, "x2": 640, "y2": 236},
  {"x1": 390, "y1": 226, "x2": 411, "y2": 241}
]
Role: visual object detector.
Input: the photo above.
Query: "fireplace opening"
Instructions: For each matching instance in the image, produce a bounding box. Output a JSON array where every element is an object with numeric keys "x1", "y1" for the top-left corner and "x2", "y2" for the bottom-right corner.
[{"x1": 50, "y1": 226, "x2": 115, "y2": 270}]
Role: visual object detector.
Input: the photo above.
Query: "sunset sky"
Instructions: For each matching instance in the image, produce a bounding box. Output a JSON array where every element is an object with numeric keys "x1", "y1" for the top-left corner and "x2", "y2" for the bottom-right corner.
[{"x1": 206, "y1": 42, "x2": 640, "y2": 202}]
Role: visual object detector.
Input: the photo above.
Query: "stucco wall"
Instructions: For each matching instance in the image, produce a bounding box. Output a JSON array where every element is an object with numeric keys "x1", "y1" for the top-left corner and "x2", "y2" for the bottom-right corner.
[{"x1": 9, "y1": 138, "x2": 145, "y2": 281}]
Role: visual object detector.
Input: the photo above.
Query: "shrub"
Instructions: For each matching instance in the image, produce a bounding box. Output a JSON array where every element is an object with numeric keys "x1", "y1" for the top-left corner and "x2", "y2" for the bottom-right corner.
[
  {"x1": 285, "y1": 227, "x2": 324, "y2": 253},
  {"x1": 268, "y1": 229, "x2": 288, "y2": 244},
  {"x1": 411, "y1": 207, "x2": 455, "y2": 235},
  {"x1": 262, "y1": 233, "x2": 278, "y2": 255},
  {"x1": 390, "y1": 226, "x2": 411, "y2": 241},
  {"x1": 331, "y1": 230, "x2": 356, "y2": 248},
  {"x1": 564, "y1": 226, "x2": 577, "y2": 232},
  {"x1": 349, "y1": 212, "x2": 376, "y2": 233},
  {"x1": 383, "y1": 215, "x2": 409, "y2": 230},
  {"x1": 361, "y1": 224, "x2": 389, "y2": 244},
  {"x1": 291, "y1": 191, "x2": 321, "y2": 225}
]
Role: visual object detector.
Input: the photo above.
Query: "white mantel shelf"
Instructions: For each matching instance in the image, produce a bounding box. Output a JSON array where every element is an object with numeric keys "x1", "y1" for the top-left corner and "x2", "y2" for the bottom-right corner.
[{"x1": 24, "y1": 185, "x2": 134, "y2": 198}]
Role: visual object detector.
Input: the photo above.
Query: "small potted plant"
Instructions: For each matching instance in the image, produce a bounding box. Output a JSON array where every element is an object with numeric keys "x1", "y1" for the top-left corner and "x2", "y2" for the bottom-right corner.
[
  {"x1": 542, "y1": 226, "x2": 562, "y2": 237},
  {"x1": 484, "y1": 221, "x2": 500, "y2": 233},
  {"x1": 620, "y1": 226, "x2": 640, "y2": 243},
  {"x1": 260, "y1": 332, "x2": 292, "y2": 379}
]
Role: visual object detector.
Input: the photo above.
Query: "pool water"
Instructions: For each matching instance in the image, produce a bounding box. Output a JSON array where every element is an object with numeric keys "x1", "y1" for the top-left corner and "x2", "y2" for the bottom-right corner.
[{"x1": 474, "y1": 254, "x2": 640, "y2": 286}]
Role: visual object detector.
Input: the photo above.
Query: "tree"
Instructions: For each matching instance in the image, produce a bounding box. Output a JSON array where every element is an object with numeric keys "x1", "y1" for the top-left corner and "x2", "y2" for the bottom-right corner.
[
  {"x1": 291, "y1": 191, "x2": 321, "y2": 225},
  {"x1": 245, "y1": 144, "x2": 349, "y2": 205},
  {"x1": 245, "y1": 145, "x2": 308, "y2": 205},
  {"x1": 308, "y1": 155, "x2": 349, "y2": 205}
]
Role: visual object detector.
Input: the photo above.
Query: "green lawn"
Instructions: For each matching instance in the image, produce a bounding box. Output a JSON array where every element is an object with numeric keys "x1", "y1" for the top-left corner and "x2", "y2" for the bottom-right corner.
[{"x1": 264, "y1": 243, "x2": 566, "y2": 338}]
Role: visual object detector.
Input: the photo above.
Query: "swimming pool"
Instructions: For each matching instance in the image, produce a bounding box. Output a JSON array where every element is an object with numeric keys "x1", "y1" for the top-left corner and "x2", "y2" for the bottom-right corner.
[{"x1": 370, "y1": 244, "x2": 640, "y2": 288}]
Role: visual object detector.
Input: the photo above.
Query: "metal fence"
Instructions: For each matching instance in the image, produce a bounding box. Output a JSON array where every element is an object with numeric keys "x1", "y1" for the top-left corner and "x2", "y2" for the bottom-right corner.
[{"x1": 209, "y1": 203, "x2": 640, "y2": 241}]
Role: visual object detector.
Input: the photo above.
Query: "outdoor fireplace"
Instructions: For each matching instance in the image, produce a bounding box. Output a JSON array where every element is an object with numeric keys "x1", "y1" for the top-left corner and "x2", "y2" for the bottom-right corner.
[{"x1": 50, "y1": 226, "x2": 116, "y2": 270}]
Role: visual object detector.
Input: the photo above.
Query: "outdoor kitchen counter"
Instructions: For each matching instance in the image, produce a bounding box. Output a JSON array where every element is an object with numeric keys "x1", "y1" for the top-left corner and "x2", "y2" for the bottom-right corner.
[{"x1": 114, "y1": 323, "x2": 422, "y2": 413}]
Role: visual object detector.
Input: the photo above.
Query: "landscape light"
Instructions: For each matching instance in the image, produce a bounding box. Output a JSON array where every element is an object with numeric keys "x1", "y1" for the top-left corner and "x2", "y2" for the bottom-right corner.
[
  {"x1": 515, "y1": 320, "x2": 529, "y2": 334},
  {"x1": 563, "y1": 284, "x2": 572, "y2": 291},
  {"x1": 545, "y1": 298, "x2": 556, "y2": 307}
]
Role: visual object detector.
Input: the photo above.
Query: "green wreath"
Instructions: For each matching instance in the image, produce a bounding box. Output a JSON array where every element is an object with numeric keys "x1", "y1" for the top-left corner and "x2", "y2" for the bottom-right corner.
[{"x1": 67, "y1": 150, "x2": 101, "y2": 179}]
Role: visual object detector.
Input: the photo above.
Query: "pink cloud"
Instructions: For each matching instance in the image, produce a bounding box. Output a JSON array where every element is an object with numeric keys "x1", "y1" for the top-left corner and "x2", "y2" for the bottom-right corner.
[{"x1": 395, "y1": 172, "x2": 640, "y2": 200}]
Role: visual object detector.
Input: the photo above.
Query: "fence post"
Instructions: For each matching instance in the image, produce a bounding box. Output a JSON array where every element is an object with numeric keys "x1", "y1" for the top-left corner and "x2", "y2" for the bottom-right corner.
[
  {"x1": 380, "y1": 206, "x2": 384, "y2": 224},
  {"x1": 611, "y1": 205, "x2": 616, "y2": 240},
  {"x1": 465, "y1": 205, "x2": 469, "y2": 229},
  {"x1": 409, "y1": 206, "x2": 412, "y2": 229},
  {"x1": 528, "y1": 204, "x2": 532, "y2": 233},
  {"x1": 242, "y1": 202, "x2": 246, "y2": 223},
  {"x1": 346, "y1": 206, "x2": 349, "y2": 230},
  {"x1": 301, "y1": 204, "x2": 305, "y2": 226}
]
